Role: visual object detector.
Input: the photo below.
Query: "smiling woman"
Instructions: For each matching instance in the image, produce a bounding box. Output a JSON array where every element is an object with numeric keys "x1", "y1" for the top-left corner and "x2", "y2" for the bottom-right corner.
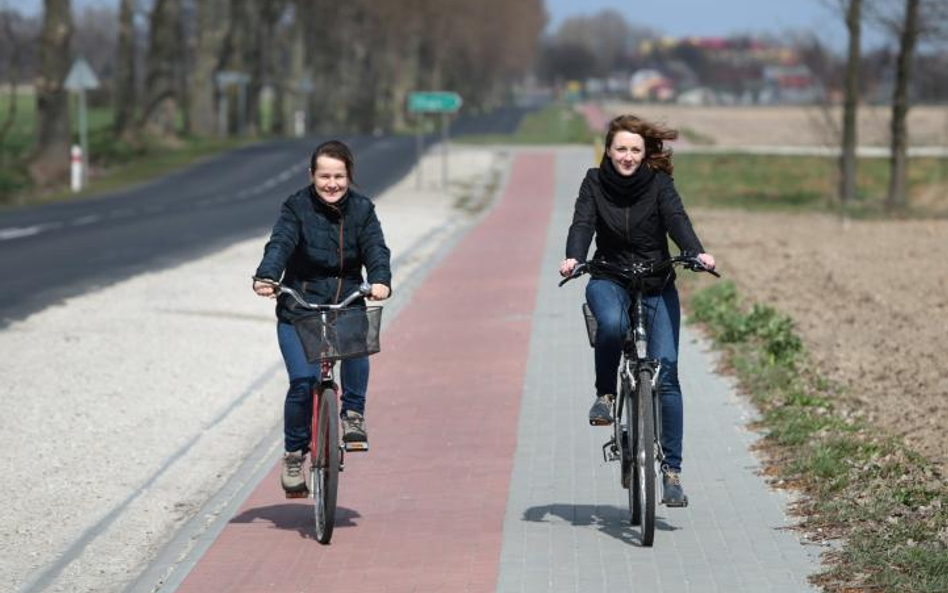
[{"x1": 252, "y1": 139, "x2": 392, "y2": 497}]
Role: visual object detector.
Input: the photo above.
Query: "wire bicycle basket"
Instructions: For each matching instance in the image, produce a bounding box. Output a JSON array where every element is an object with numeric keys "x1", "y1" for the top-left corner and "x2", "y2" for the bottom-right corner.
[{"x1": 293, "y1": 306, "x2": 383, "y2": 363}]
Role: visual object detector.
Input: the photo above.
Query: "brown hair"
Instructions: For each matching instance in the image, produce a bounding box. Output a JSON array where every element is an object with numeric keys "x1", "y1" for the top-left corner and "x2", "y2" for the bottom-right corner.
[
  {"x1": 310, "y1": 140, "x2": 355, "y2": 183},
  {"x1": 604, "y1": 115, "x2": 678, "y2": 175}
]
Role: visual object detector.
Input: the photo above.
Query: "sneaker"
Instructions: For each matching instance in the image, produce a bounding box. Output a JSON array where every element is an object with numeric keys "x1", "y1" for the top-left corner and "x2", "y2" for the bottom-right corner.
[
  {"x1": 281, "y1": 450, "x2": 308, "y2": 495},
  {"x1": 589, "y1": 394, "x2": 614, "y2": 426},
  {"x1": 662, "y1": 468, "x2": 689, "y2": 507},
  {"x1": 341, "y1": 410, "x2": 368, "y2": 444}
]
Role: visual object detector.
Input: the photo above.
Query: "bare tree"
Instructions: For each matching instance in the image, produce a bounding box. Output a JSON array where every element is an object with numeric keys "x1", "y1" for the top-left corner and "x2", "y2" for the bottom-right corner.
[
  {"x1": 840, "y1": 0, "x2": 863, "y2": 205},
  {"x1": 28, "y1": 0, "x2": 72, "y2": 185},
  {"x1": 0, "y1": 6, "x2": 26, "y2": 145},
  {"x1": 113, "y1": 0, "x2": 136, "y2": 137},
  {"x1": 139, "y1": 0, "x2": 181, "y2": 139},
  {"x1": 187, "y1": 0, "x2": 229, "y2": 136},
  {"x1": 885, "y1": 0, "x2": 920, "y2": 211}
]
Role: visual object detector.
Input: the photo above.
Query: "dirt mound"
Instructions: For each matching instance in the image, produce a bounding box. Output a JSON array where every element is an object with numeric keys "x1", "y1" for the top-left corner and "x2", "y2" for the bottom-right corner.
[{"x1": 694, "y1": 208, "x2": 948, "y2": 467}]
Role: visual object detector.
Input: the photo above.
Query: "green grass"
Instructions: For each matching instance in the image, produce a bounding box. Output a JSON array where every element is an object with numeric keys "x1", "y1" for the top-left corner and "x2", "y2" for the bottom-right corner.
[
  {"x1": 0, "y1": 93, "x2": 258, "y2": 207},
  {"x1": 686, "y1": 280, "x2": 948, "y2": 592},
  {"x1": 674, "y1": 153, "x2": 948, "y2": 217},
  {"x1": 458, "y1": 103, "x2": 596, "y2": 145}
]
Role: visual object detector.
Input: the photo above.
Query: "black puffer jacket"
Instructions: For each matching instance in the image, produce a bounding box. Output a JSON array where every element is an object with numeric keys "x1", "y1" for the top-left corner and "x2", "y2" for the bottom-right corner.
[
  {"x1": 565, "y1": 167, "x2": 704, "y2": 294},
  {"x1": 255, "y1": 185, "x2": 391, "y2": 323}
]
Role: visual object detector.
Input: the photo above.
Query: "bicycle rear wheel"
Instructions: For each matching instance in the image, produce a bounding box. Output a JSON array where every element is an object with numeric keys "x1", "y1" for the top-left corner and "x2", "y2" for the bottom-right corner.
[
  {"x1": 312, "y1": 386, "x2": 339, "y2": 544},
  {"x1": 634, "y1": 369, "x2": 656, "y2": 546}
]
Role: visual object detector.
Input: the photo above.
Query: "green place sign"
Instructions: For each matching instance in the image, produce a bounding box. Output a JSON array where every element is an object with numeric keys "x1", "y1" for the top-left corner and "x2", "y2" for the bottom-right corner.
[{"x1": 408, "y1": 91, "x2": 463, "y2": 113}]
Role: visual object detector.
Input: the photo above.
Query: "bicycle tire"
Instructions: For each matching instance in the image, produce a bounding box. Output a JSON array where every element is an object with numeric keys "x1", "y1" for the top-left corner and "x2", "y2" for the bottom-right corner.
[
  {"x1": 312, "y1": 386, "x2": 339, "y2": 544},
  {"x1": 635, "y1": 368, "x2": 656, "y2": 546},
  {"x1": 626, "y1": 378, "x2": 640, "y2": 526}
]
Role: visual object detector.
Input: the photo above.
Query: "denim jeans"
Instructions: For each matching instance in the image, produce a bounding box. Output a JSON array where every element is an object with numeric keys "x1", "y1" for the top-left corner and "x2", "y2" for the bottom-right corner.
[
  {"x1": 585, "y1": 279, "x2": 684, "y2": 472},
  {"x1": 276, "y1": 322, "x2": 369, "y2": 453}
]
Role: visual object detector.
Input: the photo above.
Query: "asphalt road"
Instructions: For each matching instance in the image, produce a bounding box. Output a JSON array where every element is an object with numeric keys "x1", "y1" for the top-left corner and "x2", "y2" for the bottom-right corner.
[{"x1": 0, "y1": 108, "x2": 528, "y2": 326}]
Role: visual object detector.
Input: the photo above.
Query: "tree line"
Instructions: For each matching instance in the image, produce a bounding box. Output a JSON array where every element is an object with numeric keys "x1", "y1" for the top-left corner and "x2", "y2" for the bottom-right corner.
[{"x1": 3, "y1": 0, "x2": 545, "y2": 186}]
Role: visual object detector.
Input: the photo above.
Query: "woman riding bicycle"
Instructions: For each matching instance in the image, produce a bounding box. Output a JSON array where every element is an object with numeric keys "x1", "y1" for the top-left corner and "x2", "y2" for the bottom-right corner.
[
  {"x1": 559, "y1": 115, "x2": 715, "y2": 506},
  {"x1": 253, "y1": 140, "x2": 391, "y2": 496}
]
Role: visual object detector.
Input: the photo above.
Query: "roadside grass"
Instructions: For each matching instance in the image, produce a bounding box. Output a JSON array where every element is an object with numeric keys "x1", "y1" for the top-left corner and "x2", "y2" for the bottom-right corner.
[
  {"x1": 673, "y1": 153, "x2": 948, "y2": 217},
  {"x1": 457, "y1": 103, "x2": 596, "y2": 145},
  {"x1": 0, "y1": 94, "x2": 251, "y2": 208},
  {"x1": 686, "y1": 280, "x2": 948, "y2": 592}
]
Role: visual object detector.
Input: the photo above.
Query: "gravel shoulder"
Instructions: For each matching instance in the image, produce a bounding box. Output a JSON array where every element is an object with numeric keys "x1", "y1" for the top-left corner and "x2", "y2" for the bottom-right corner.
[
  {"x1": 693, "y1": 208, "x2": 948, "y2": 469},
  {"x1": 1, "y1": 144, "x2": 506, "y2": 593}
]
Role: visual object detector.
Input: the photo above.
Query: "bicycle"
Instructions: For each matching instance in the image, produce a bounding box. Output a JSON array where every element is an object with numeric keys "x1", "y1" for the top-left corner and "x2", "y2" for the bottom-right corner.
[
  {"x1": 254, "y1": 279, "x2": 383, "y2": 544},
  {"x1": 559, "y1": 255, "x2": 719, "y2": 546}
]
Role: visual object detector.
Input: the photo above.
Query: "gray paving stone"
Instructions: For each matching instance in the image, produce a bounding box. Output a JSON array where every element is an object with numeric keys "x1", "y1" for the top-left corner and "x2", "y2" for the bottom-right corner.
[{"x1": 495, "y1": 148, "x2": 823, "y2": 592}]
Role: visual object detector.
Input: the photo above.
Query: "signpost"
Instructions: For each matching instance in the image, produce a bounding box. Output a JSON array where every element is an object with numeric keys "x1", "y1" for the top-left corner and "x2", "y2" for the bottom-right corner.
[
  {"x1": 64, "y1": 57, "x2": 100, "y2": 191},
  {"x1": 215, "y1": 71, "x2": 251, "y2": 137},
  {"x1": 408, "y1": 91, "x2": 463, "y2": 189}
]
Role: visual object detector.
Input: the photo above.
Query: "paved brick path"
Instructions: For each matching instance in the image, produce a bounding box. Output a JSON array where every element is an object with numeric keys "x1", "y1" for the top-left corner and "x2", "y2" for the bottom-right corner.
[
  {"x1": 157, "y1": 148, "x2": 821, "y2": 593},
  {"x1": 173, "y1": 153, "x2": 556, "y2": 593},
  {"x1": 494, "y1": 149, "x2": 821, "y2": 592}
]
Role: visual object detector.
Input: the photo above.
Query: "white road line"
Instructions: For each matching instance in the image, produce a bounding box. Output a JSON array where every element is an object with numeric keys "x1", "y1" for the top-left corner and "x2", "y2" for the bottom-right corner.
[
  {"x1": 0, "y1": 222, "x2": 63, "y2": 241},
  {"x1": 71, "y1": 215, "x2": 102, "y2": 226}
]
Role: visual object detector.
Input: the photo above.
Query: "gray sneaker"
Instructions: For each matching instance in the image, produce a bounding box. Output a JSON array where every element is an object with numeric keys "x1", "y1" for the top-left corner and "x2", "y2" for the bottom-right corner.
[
  {"x1": 281, "y1": 450, "x2": 308, "y2": 496},
  {"x1": 341, "y1": 410, "x2": 368, "y2": 444},
  {"x1": 662, "y1": 468, "x2": 689, "y2": 507},
  {"x1": 588, "y1": 394, "x2": 614, "y2": 426}
]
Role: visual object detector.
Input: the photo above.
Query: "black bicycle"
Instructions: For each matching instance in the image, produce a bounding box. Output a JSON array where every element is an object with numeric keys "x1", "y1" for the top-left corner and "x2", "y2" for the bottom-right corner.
[{"x1": 560, "y1": 255, "x2": 719, "y2": 546}]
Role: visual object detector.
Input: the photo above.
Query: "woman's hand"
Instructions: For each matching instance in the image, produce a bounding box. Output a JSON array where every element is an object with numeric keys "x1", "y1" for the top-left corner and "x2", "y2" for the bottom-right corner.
[
  {"x1": 697, "y1": 253, "x2": 716, "y2": 270},
  {"x1": 253, "y1": 279, "x2": 278, "y2": 298},
  {"x1": 368, "y1": 283, "x2": 390, "y2": 301},
  {"x1": 559, "y1": 258, "x2": 579, "y2": 277}
]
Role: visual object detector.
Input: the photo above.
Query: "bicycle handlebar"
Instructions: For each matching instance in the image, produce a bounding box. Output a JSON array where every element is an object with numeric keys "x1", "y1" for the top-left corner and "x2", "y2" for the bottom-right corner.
[
  {"x1": 558, "y1": 255, "x2": 720, "y2": 287},
  {"x1": 253, "y1": 277, "x2": 372, "y2": 310}
]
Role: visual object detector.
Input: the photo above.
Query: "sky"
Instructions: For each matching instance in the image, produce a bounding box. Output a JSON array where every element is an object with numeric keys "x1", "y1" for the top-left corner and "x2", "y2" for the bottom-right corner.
[
  {"x1": 14, "y1": 0, "x2": 889, "y2": 52},
  {"x1": 544, "y1": 0, "x2": 888, "y2": 51}
]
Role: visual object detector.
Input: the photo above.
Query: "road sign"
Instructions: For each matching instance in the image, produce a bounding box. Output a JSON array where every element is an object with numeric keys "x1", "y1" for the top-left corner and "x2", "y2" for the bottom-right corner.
[
  {"x1": 408, "y1": 91, "x2": 462, "y2": 113},
  {"x1": 215, "y1": 71, "x2": 250, "y2": 87},
  {"x1": 64, "y1": 58, "x2": 100, "y2": 91}
]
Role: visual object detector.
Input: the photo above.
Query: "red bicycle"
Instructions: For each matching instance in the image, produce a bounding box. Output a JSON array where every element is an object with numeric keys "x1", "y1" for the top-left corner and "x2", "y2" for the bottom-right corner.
[{"x1": 257, "y1": 279, "x2": 382, "y2": 543}]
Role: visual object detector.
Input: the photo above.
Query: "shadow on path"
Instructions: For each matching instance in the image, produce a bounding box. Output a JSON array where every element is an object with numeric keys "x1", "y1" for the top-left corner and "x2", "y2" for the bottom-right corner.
[
  {"x1": 523, "y1": 503, "x2": 678, "y2": 547},
  {"x1": 229, "y1": 503, "x2": 362, "y2": 540}
]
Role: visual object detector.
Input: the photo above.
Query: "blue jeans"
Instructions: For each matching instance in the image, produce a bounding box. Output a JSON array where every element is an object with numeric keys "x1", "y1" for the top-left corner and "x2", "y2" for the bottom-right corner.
[
  {"x1": 277, "y1": 322, "x2": 369, "y2": 453},
  {"x1": 585, "y1": 279, "x2": 684, "y2": 472}
]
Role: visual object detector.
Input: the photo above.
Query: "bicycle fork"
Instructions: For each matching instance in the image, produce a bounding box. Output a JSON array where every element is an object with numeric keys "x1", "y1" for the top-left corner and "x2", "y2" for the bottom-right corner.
[{"x1": 601, "y1": 361, "x2": 665, "y2": 468}]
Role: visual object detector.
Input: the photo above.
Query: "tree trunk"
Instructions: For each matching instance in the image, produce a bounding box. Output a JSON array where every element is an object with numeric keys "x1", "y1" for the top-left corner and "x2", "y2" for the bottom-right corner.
[
  {"x1": 839, "y1": 0, "x2": 861, "y2": 205},
  {"x1": 139, "y1": 0, "x2": 181, "y2": 140},
  {"x1": 28, "y1": 0, "x2": 72, "y2": 185},
  {"x1": 113, "y1": 0, "x2": 136, "y2": 137},
  {"x1": 885, "y1": 0, "x2": 920, "y2": 212},
  {"x1": 188, "y1": 0, "x2": 229, "y2": 136}
]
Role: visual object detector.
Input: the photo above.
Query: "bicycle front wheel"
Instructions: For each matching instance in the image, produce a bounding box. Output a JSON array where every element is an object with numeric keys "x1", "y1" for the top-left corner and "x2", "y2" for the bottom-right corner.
[
  {"x1": 634, "y1": 369, "x2": 656, "y2": 546},
  {"x1": 312, "y1": 386, "x2": 339, "y2": 544}
]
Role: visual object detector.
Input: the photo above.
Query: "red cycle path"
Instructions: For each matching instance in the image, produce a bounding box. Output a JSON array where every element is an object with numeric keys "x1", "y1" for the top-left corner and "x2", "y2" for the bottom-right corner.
[{"x1": 176, "y1": 152, "x2": 556, "y2": 593}]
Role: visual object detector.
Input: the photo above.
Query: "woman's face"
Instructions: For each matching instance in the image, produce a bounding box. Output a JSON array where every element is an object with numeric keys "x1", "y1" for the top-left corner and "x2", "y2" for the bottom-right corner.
[
  {"x1": 311, "y1": 155, "x2": 349, "y2": 203},
  {"x1": 607, "y1": 131, "x2": 645, "y2": 176}
]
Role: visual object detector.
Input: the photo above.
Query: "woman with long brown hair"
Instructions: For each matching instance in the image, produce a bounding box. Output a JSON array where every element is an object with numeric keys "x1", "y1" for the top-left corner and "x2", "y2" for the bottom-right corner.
[{"x1": 560, "y1": 114, "x2": 715, "y2": 507}]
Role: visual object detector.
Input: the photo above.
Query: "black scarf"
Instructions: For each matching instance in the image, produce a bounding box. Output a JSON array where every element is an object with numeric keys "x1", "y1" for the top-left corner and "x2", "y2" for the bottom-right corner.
[{"x1": 598, "y1": 156, "x2": 655, "y2": 202}]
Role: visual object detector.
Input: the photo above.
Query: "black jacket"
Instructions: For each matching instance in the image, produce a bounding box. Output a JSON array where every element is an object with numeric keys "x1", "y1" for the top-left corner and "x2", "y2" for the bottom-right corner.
[
  {"x1": 255, "y1": 186, "x2": 391, "y2": 322},
  {"x1": 565, "y1": 167, "x2": 704, "y2": 293}
]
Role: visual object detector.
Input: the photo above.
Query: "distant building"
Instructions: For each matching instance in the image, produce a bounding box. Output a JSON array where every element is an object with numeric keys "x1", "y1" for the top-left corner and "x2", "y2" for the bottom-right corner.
[{"x1": 630, "y1": 69, "x2": 675, "y2": 102}]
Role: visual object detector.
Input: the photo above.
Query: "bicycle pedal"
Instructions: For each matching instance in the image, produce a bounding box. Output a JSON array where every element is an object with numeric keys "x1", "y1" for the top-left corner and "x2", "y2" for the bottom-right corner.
[
  {"x1": 344, "y1": 442, "x2": 369, "y2": 453},
  {"x1": 602, "y1": 440, "x2": 619, "y2": 462},
  {"x1": 285, "y1": 490, "x2": 309, "y2": 499}
]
